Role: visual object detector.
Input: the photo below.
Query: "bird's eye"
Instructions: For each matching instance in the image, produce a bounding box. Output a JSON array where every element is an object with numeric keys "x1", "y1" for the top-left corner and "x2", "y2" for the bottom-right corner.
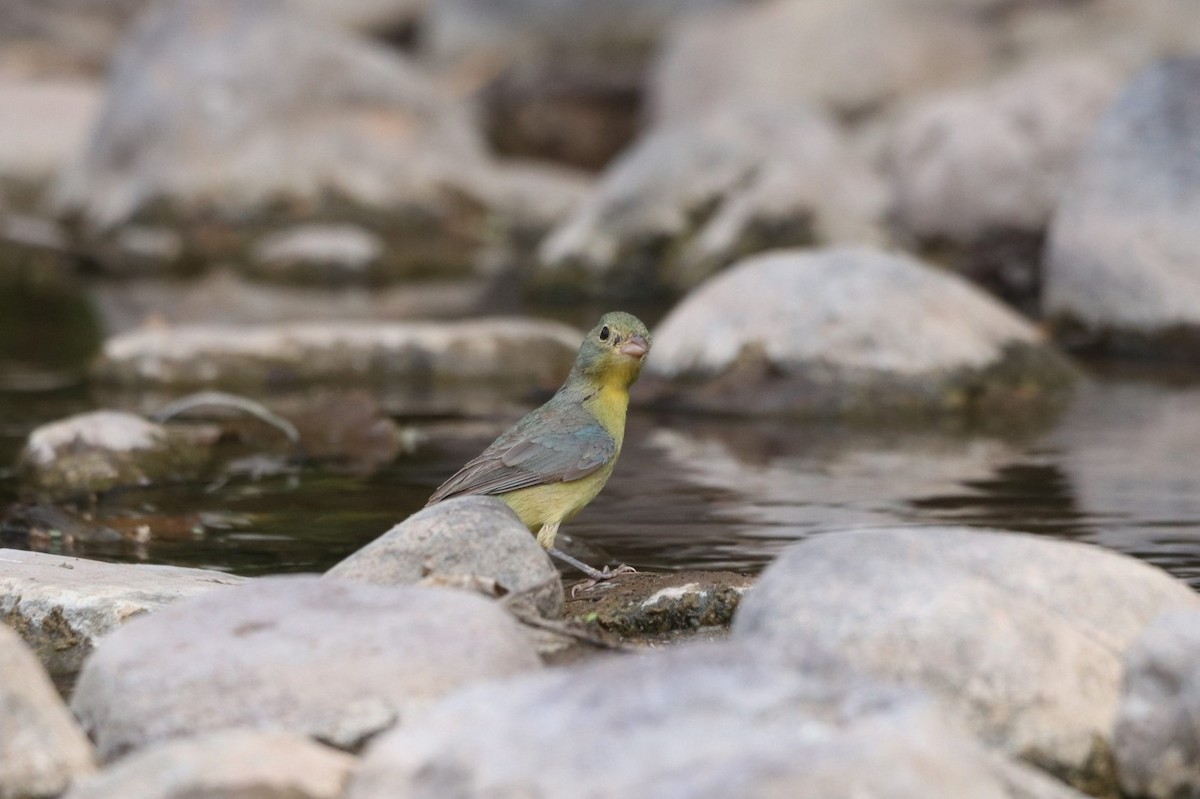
[{"x1": 599, "y1": 325, "x2": 610, "y2": 341}]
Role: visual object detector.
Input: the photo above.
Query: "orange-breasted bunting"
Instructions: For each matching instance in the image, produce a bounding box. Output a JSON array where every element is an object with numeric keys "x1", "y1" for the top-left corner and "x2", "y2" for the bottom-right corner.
[{"x1": 426, "y1": 311, "x2": 651, "y2": 581}]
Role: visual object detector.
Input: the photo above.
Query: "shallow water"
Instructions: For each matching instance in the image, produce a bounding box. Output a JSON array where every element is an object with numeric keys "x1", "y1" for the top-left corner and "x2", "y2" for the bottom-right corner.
[{"x1": 2, "y1": 271, "x2": 1200, "y2": 587}]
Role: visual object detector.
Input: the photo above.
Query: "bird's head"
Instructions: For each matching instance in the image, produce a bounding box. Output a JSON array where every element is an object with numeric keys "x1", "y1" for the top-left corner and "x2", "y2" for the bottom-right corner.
[{"x1": 569, "y1": 311, "x2": 652, "y2": 389}]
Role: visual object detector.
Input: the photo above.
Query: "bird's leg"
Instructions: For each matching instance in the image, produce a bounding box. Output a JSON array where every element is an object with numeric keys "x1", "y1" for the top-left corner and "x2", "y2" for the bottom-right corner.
[
  {"x1": 547, "y1": 546, "x2": 636, "y2": 598},
  {"x1": 539, "y1": 522, "x2": 635, "y2": 592}
]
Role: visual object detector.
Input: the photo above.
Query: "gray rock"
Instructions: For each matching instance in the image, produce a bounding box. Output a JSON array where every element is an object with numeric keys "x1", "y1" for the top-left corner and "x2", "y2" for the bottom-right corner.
[
  {"x1": 651, "y1": 0, "x2": 991, "y2": 124},
  {"x1": 1003, "y1": 0, "x2": 1200, "y2": 81},
  {"x1": 16, "y1": 410, "x2": 214, "y2": 500},
  {"x1": 249, "y1": 224, "x2": 384, "y2": 284},
  {"x1": 887, "y1": 58, "x2": 1118, "y2": 311},
  {"x1": 889, "y1": 57, "x2": 1117, "y2": 254},
  {"x1": 0, "y1": 0, "x2": 157, "y2": 75},
  {"x1": 1045, "y1": 58, "x2": 1200, "y2": 355},
  {"x1": 328, "y1": 496, "x2": 563, "y2": 618},
  {"x1": 87, "y1": 268, "x2": 490, "y2": 335},
  {"x1": 0, "y1": 549, "x2": 245, "y2": 676},
  {"x1": 52, "y1": 0, "x2": 491, "y2": 278},
  {"x1": 0, "y1": 623, "x2": 96, "y2": 799},
  {"x1": 1113, "y1": 610, "x2": 1200, "y2": 799},
  {"x1": 62, "y1": 730, "x2": 354, "y2": 799},
  {"x1": 91, "y1": 317, "x2": 581, "y2": 395},
  {"x1": 349, "y1": 643, "x2": 1084, "y2": 799},
  {"x1": 733, "y1": 526, "x2": 1200, "y2": 793},
  {"x1": 0, "y1": 77, "x2": 101, "y2": 208},
  {"x1": 642, "y1": 246, "x2": 1077, "y2": 419},
  {"x1": 71, "y1": 575, "x2": 542, "y2": 760},
  {"x1": 538, "y1": 107, "x2": 888, "y2": 295}
]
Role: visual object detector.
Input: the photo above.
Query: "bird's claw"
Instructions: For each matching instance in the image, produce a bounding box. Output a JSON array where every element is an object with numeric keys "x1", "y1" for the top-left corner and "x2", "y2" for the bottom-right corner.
[{"x1": 570, "y1": 564, "x2": 636, "y2": 597}]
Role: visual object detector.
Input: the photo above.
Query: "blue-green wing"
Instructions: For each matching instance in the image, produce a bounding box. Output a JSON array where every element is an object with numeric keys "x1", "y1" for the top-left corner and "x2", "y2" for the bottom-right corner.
[{"x1": 426, "y1": 410, "x2": 616, "y2": 505}]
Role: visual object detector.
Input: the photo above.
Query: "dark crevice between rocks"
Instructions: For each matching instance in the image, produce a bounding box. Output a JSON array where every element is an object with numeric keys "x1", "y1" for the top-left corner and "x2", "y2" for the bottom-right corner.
[
  {"x1": 916, "y1": 228, "x2": 1046, "y2": 320},
  {"x1": 1050, "y1": 316, "x2": 1200, "y2": 365}
]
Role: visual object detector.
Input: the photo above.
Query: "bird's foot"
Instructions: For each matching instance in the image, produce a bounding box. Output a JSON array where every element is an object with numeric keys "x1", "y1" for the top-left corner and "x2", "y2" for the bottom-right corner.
[
  {"x1": 548, "y1": 547, "x2": 636, "y2": 596},
  {"x1": 569, "y1": 564, "x2": 637, "y2": 597}
]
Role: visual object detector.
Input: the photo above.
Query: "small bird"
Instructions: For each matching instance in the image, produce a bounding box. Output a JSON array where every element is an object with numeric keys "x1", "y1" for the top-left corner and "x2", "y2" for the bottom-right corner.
[{"x1": 426, "y1": 312, "x2": 651, "y2": 582}]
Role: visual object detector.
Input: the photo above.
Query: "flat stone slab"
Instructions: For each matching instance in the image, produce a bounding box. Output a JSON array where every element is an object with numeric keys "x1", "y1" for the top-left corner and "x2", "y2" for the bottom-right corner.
[
  {"x1": 0, "y1": 549, "x2": 245, "y2": 676},
  {"x1": 91, "y1": 318, "x2": 580, "y2": 391},
  {"x1": 564, "y1": 570, "x2": 752, "y2": 638}
]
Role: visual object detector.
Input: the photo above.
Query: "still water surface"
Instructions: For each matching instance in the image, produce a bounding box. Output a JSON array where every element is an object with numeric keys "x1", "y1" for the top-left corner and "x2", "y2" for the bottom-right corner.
[{"x1": 2, "y1": 273, "x2": 1199, "y2": 587}]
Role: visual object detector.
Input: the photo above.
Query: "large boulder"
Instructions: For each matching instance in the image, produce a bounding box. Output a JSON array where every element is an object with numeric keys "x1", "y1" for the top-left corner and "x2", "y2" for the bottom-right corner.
[
  {"x1": 537, "y1": 107, "x2": 888, "y2": 296},
  {"x1": 71, "y1": 575, "x2": 542, "y2": 760},
  {"x1": 327, "y1": 496, "x2": 563, "y2": 618},
  {"x1": 1045, "y1": 58, "x2": 1200, "y2": 358},
  {"x1": 733, "y1": 526, "x2": 1200, "y2": 793},
  {"x1": 651, "y1": 0, "x2": 991, "y2": 124},
  {"x1": 0, "y1": 623, "x2": 96, "y2": 799},
  {"x1": 641, "y1": 246, "x2": 1077, "y2": 419},
  {"x1": 52, "y1": 0, "x2": 494, "y2": 278},
  {"x1": 16, "y1": 410, "x2": 214, "y2": 500},
  {"x1": 62, "y1": 730, "x2": 354, "y2": 799},
  {"x1": 349, "y1": 643, "x2": 1084, "y2": 799},
  {"x1": 91, "y1": 318, "x2": 581, "y2": 413},
  {"x1": 887, "y1": 58, "x2": 1119, "y2": 311},
  {"x1": 0, "y1": 549, "x2": 245, "y2": 676},
  {"x1": 1113, "y1": 610, "x2": 1200, "y2": 799}
]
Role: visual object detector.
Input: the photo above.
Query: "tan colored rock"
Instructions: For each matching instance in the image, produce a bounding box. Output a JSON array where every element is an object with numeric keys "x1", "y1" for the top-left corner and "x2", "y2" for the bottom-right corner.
[
  {"x1": 63, "y1": 730, "x2": 353, "y2": 799},
  {"x1": 0, "y1": 623, "x2": 95, "y2": 799}
]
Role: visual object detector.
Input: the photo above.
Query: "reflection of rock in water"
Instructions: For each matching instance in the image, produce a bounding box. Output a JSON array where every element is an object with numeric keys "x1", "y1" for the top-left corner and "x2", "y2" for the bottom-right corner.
[
  {"x1": 1048, "y1": 378, "x2": 1200, "y2": 582},
  {"x1": 648, "y1": 421, "x2": 1018, "y2": 532}
]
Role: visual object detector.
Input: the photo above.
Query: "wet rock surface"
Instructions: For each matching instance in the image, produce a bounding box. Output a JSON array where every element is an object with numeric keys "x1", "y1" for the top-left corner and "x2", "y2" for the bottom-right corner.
[
  {"x1": 0, "y1": 623, "x2": 96, "y2": 799},
  {"x1": 62, "y1": 730, "x2": 355, "y2": 799},
  {"x1": 642, "y1": 246, "x2": 1078, "y2": 419},
  {"x1": 17, "y1": 410, "x2": 215, "y2": 500},
  {"x1": 349, "y1": 642, "x2": 1084, "y2": 799},
  {"x1": 733, "y1": 526, "x2": 1200, "y2": 794},
  {"x1": 71, "y1": 575, "x2": 542, "y2": 760},
  {"x1": 1045, "y1": 58, "x2": 1200, "y2": 357},
  {"x1": 564, "y1": 570, "x2": 751, "y2": 638},
  {"x1": 538, "y1": 107, "x2": 887, "y2": 295},
  {"x1": 327, "y1": 496, "x2": 563, "y2": 618},
  {"x1": 0, "y1": 549, "x2": 245, "y2": 676},
  {"x1": 1113, "y1": 610, "x2": 1200, "y2": 799},
  {"x1": 92, "y1": 317, "x2": 580, "y2": 395}
]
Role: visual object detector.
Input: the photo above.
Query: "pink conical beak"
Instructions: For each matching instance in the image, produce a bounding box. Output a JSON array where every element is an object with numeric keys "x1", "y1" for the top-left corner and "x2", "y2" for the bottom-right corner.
[{"x1": 620, "y1": 335, "x2": 649, "y2": 360}]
